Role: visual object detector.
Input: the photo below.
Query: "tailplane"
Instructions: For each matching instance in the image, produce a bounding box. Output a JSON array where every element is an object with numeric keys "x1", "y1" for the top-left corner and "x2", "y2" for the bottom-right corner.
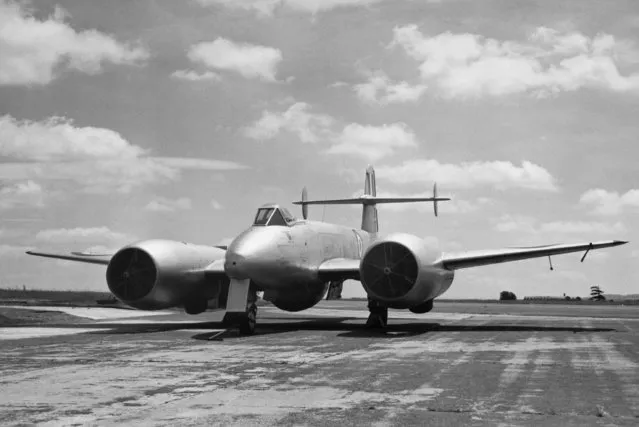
[{"x1": 293, "y1": 166, "x2": 450, "y2": 233}]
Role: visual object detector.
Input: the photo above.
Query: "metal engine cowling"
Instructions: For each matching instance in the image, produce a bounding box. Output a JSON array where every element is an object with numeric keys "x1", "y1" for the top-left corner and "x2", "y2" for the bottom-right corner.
[
  {"x1": 106, "y1": 239, "x2": 225, "y2": 310},
  {"x1": 359, "y1": 233, "x2": 454, "y2": 309}
]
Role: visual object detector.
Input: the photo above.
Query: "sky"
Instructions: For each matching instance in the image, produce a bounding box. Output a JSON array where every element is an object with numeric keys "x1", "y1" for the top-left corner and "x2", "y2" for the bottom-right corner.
[{"x1": 0, "y1": 0, "x2": 637, "y2": 299}]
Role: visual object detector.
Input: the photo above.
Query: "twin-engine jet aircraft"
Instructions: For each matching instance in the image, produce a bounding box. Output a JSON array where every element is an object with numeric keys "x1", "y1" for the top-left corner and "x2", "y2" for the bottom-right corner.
[{"x1": 27, "y1": 167, "x2": 628, "y2": 334}]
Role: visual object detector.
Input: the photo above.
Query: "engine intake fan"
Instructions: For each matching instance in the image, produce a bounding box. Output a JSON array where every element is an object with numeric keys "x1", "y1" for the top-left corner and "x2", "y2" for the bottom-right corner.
[
  {"x1": 360, "y1": 241, "x2": 419, "y2": 300},
  {"x1": 359, "y1": 233, "x2": 453, "y2": 309},
  {"x1": 106, "y1": 248, "x2": 157, "y2": 302}
]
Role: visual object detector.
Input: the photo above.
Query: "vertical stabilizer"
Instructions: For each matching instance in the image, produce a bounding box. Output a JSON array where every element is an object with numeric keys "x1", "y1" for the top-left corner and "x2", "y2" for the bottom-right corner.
[{"x1": 362, "y1": 166, "x2": 378, "y2": 233}]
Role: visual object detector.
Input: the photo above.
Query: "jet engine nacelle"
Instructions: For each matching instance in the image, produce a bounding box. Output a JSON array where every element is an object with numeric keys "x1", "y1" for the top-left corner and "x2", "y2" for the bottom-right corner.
[
  {"x1": 359, "y1": 233, "x2": 454, "y2": 309},
  {"x1": 264, "y1": 281, "x2": 329, "y2": 312},
  {"x1": 106, "y1": 239, "x2": 225, "y2": 310}
]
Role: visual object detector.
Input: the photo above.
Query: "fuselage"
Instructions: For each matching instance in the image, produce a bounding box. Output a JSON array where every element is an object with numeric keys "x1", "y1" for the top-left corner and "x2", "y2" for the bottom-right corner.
[{"x1": 225, "y1": 219, "x2": 372, "y2": 289}]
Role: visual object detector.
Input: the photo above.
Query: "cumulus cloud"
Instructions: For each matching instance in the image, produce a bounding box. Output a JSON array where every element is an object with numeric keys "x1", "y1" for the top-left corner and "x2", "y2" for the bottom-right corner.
[
  {"x1": 152, "y1": 157, "x2": 248, "y2": 171},
  {"x1": 186, "y1": 38, "x2": 282, "y2": 81},
  {"x1": 210, "y1": 199, "x2": 223, "y2": 210},
  {"x1": 145, "y1": 197, "x2": 192, "y2": 212},
  {"x1": 194, "y1": 0, "x2": 382, "y2": 16},
  {"x1": 0, "y1": 115, "x2": 143, "y2": 161},
  {"x1": 540, "y1": 221, "x2": 626, "y2": 234},
  {"x1": 494, "y1": 215, "x2": 538, "y2": 234},
  {"x1": 354, "y1": 71, "x2": 427, "y2": 104},
  {"x1": 391, "y1": 25, "x2": 639, "y2": 98},
  {"x1": 0, "y1": 115, "x2": 247, "y2": 193},
  {"x1": 376, "y1": 159, "x2": 557, "y2": 191},
  {"x1": 36, "y1": 226, "x2": 130, "y2": 243},
  {"x1": 495, "y1": 215, "x2": 626, "y2": 235},
  {"x1": 579, "y1": 188, "x2": 639, "y2": 215},
  {"x1": 244, "y1": 102, "x2": 417, "y2": 160},
  {"x1": 327, "y1": 122, "x2": 418, "y2": 161},
  {"x1": 0, "y1": 1, "x2": 149, "y2": 86},
  {"x1": 244, "y1": 102, "x2": 334, "y2": 142},
  {"x1": 170, "y1": 69, "x2": 221, "y2": 82},
  {"x1": 0, "y1": 180, "x2": 44, "y2": 210}
]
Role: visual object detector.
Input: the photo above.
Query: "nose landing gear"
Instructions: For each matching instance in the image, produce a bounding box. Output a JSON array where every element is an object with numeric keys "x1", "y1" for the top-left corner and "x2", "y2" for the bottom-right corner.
[{"x1": 223, "y1": 279, "x2": 258, "y2": 335}]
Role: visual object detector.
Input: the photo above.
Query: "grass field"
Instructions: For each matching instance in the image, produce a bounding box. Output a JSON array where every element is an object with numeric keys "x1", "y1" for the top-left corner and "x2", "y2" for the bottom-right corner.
[
  {"x1": 2, "y1": 288, "x2": 637, "y2": 306},
  {"x1": 0, "y1": 288, "x2": 118, "y2": 306}
]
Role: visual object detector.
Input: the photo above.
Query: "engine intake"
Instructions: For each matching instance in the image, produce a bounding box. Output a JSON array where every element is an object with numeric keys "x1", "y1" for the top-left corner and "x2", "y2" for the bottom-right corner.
[
  {"x1": 360, "y1": 241, "x2": 419, "y2": 300},
  {"x1": 106, "y1": 239, "x2": 225, "y2": 310},
  {"x1": 359, "y1": 233, "x2": 453, "y2": 309},
  {"x1": 107, "y1": 248, "x2": 157, "y2": 302}
]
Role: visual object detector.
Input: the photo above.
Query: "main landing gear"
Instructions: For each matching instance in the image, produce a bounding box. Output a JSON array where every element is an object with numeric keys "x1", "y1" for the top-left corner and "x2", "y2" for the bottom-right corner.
[
  {"x1": 366, "y1": 298, "x2": 388, "y2": 329},
  {"x1": 223, "y1": 279, "x2": 258, "y2": 335}
]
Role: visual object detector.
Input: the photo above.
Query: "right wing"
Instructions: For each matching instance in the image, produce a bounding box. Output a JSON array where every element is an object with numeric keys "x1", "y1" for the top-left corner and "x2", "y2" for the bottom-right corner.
[
  {"x1": 26, "y1": 250, "x2": 113, "y2": 265},
  {"x1": 440, "y1": 240, "x2": 628, "y2": 271}
]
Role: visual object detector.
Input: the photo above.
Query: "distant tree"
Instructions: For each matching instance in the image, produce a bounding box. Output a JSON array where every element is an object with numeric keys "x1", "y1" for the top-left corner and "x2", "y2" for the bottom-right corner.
[
  {"x1": 500, "y1": 291, "x2": 517, "y2": 301},
  {"x1": 575, "y1": 296, "x2": 582, "y2": 301},
  {"x1": 590, "y1": 285, "x2": 606, "y2": 301},
  {"x1": 565, "y1": 296, "x2": 571, "y2": 301}
]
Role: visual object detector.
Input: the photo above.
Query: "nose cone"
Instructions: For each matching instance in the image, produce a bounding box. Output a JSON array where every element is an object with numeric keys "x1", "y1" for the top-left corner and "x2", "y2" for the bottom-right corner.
[{"x1": 224, "y1": 227, "x2": 283, "y2": 279}]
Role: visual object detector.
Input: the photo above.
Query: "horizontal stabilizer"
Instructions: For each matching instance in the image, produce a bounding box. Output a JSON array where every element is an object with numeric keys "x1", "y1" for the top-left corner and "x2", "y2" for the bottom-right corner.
[{"x1": 293, "y1": 195, "x2": 450, "y2": 206}]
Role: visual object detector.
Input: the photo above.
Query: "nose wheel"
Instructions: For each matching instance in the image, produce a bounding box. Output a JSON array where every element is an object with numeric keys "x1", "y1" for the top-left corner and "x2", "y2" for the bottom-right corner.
[
  {"x1": 238, "y1": 302, "x2": 257, "y2": 335},
  {"x1": 223, "y1": 279, "x2": 258, "y2": 335}
]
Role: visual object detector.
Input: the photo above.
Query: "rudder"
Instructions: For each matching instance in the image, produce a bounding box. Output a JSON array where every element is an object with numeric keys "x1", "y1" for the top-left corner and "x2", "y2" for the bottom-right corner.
[{"x1": 362, "y1": 166, "x2": 378, "y2": 233}]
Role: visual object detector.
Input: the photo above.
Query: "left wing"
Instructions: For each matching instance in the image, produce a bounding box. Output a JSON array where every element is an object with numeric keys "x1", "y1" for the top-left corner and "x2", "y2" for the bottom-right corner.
[
  {"x1": 440, "y1": 240, "x2": 628, "y2": 271},
  {"x1": 201, "y1": 259, "x2": 226, "y2": 277},
  {"x1": 26, "y1": 250, "x2": 113, "y2": 265}
]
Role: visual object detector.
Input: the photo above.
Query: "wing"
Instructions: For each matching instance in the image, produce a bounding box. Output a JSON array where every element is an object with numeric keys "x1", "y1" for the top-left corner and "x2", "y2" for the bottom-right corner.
[
  {"x1": 26, "y1": 250, "x2": 113, "y2": 265},
  {"x1": 201, "y1": 259, "x2": 227, "y2": 278},
  {"x1": 317, "y1": 258, "x2": 360, "y2": 281},
  {"x1": 440, "y1": 240, "x2": 628, "y2": 271}
]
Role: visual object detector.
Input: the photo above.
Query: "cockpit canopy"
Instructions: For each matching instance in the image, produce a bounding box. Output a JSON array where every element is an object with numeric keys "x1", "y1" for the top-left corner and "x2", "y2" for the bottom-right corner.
[{"x1": 253, "y1": 204, "x2": 296, "y2": 227}]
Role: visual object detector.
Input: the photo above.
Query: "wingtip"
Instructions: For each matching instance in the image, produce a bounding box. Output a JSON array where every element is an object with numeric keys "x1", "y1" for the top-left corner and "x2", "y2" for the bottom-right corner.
[{"x1": 614, "y1": 240, "x2": 629, "y2": 245}]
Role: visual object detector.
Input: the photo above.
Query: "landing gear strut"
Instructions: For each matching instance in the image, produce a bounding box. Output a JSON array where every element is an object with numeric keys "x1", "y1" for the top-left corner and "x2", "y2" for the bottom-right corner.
[
  {"x1": 223, "y1": 279, "x2": 258, "y2": 335},
  {"x1": 366, "y1": 298, "x2": 388, "y2": 329}
]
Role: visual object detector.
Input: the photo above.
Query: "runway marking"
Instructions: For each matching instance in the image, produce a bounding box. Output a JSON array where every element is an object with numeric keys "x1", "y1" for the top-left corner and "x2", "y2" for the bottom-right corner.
[
  {"x1": 0, "y1": 327, "x2": 110, "y2": 340},
  {"x1": 0, "y1": 305, "x2": 175, "y2": 320},
  {"x1": 98, "y1": 319, "x2": 205, "y2": 324}
]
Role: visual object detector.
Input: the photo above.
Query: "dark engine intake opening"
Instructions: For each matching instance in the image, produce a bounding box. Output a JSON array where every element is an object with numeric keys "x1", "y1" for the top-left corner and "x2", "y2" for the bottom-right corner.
[
  {"x1": 361, "y1": 241, "x2": 418, "y2": 300},
  {"x1": 106, "y1": 248, "x2": 157, "y2": 301}
]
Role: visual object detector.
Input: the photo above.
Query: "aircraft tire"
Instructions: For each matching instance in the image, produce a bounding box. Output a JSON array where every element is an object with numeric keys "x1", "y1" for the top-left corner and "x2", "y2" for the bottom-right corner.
[
  {"x1": 238, "y1": 303, "x2": 257, "y2": 335},
  {"x1": 184, "y1": 298, "x2": 207, "y2": 315},
  {"x1": 365, "y1": 308, "x2": 388, "y2": 329}
]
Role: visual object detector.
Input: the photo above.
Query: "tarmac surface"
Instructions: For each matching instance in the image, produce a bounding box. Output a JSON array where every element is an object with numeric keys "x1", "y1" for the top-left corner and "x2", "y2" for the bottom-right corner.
[{"x1": 1, "y1": 300, "x2": 639, "y2": 426}]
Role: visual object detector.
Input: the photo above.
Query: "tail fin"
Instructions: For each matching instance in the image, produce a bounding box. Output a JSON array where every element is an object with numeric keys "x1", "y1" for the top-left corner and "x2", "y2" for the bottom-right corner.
[
  {"x1": 293, "y1": 166, "x2": 450, "y2": 233},
  {"x1": 362, "y1": 166, "x2": 378, "y2": 233}
]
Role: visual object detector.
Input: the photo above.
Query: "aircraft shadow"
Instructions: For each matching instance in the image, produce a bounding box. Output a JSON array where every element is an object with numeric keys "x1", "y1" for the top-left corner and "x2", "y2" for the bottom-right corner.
[
  {"x1": 2, "y1": 319, "x2": 618, "y2": 341},
  {"x1": 191, "y1": 320, "x2": 617, "y2": 341}
]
